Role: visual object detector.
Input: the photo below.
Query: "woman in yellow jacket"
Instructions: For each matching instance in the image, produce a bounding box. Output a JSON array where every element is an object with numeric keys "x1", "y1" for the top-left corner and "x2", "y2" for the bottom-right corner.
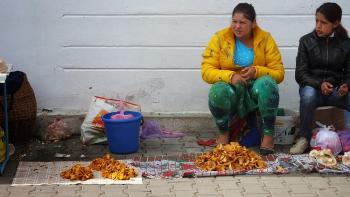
[{"x1": 201, "y1": 3, "x2": 285, "y2": 155}]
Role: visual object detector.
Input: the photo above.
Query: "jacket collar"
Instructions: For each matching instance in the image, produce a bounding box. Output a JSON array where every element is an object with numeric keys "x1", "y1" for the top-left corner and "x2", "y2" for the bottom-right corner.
[{"x1": 223, "y1": 25, "x2": 268, "y2": 47}]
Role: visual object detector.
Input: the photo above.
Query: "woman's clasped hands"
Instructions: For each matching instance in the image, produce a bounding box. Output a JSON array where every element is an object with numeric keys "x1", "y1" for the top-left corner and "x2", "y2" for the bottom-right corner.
[{"x1": 230, "y1": 66, "x2": 256, "y2": 85}]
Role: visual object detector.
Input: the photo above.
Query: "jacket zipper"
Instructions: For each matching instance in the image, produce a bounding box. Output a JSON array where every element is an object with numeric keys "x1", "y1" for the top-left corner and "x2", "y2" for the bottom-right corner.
[{"x1": 323, "y1": 38, "x2": 329, "y2": 83}]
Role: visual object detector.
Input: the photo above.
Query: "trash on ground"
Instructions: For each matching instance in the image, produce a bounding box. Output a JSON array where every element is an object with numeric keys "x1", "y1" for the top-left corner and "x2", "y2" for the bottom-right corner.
[{"x1": 55, "y1": 153, "x2": 71, "y2": 158}]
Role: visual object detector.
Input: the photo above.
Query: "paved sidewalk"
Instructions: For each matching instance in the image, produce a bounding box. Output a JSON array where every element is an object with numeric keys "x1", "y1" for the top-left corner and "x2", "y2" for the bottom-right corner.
[{"x1": 0, "y1": 130, "x2": 349, "y2": 197}]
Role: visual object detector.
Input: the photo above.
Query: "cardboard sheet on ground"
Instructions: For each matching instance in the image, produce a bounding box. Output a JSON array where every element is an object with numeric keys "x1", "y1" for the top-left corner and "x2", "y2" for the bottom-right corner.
[{"x1": 12, "y1": 161, "x2": 142, "y2": 186}]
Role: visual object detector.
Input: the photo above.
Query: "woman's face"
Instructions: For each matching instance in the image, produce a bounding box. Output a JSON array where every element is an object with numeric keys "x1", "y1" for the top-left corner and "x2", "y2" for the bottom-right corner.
[
  {"x1": 315, "y1": 12, "x2": 339, "y2": 37},
  {"x1": 231, "y1": 12, "x2": 255, "y2": 39}
]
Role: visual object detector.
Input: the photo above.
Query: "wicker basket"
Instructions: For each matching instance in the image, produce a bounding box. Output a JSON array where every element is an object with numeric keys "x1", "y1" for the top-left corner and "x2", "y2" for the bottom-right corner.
[{"x1": 0, "y1": 73, "x2": 37, "y2": 144}]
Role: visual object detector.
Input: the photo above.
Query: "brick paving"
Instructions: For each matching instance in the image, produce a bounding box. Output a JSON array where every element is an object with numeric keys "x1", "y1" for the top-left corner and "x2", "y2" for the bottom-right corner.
[{"x1": 0, "y1": 130, "x2": 349, "y2": 196}]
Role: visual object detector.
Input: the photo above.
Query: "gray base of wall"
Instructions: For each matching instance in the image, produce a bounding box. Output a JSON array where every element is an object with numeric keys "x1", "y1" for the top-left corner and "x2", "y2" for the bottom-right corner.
[{"x1": 34, "y1": 112, "x2": 218, "y2": 140}]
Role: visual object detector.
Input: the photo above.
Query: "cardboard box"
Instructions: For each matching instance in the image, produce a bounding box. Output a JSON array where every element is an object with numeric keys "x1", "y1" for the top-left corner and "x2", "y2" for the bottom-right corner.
[{"x1": 313, "y1": 106, "x2": 344, "y2": 130}]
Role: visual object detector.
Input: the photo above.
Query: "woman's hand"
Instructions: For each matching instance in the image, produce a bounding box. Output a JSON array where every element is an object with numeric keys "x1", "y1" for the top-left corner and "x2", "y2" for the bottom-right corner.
[
  {"x1": 320, "y1": 81, "x2": 333, "y2": 95},
  {"x1": 0, "y1": 58, "x2": 7, "y2": 73},
  {"x1": 337, "y1": 83, "x2": 348, "y2": 96},
  {"x1": 240, "y1": 67, "x2": 256, "y2": 81},
  {"x1": 231, "y1": 73, "x2": 247, "y2": 86}
]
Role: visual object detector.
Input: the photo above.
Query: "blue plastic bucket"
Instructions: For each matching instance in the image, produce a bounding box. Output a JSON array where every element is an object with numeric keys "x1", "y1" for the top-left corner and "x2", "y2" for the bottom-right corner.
[{"x1": 102, "y1": 111, "x2": 142, "y2": 154}]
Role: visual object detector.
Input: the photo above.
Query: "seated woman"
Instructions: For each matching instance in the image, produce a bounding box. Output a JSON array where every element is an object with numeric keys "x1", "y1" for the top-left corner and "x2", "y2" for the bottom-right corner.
[
  {"x1": 291, "y1": 2, "x2": 350, "y2": 154},
  {"x1": 201, "y1": 3, "x2": 285, "y2": 155}
]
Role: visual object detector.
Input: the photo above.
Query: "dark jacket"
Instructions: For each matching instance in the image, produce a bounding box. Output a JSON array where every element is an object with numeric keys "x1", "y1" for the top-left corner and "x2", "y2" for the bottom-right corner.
[{"x1": 295, "y1": 31, "x2": 350, "y2": 89}]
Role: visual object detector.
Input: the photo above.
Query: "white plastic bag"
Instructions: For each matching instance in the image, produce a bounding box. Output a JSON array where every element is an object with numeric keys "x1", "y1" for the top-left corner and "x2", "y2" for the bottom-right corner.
[
  {"x1": 314, "y1": 122, "x2": 342, "y2": 155},
  {"x1": 80, "y1": 96, "x2": 141, "y2": 144}
]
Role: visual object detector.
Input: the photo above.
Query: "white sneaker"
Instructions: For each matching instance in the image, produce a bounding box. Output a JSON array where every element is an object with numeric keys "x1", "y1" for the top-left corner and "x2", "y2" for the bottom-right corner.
[
  {"x1": 290, "y1": 137, "x2": 309, "y2": 154},
  {"x1": 9, "y1": 143, "x2": 15, "y2": 156}
]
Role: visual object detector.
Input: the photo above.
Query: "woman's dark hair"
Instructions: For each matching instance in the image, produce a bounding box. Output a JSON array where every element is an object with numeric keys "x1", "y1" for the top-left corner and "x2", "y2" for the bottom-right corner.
[
  {"x1": 232, "y1": 3, "x2": 256, "y2": 22},
  {"x1": 316, "y1": 2, "x2": 348, "y2": 38}
]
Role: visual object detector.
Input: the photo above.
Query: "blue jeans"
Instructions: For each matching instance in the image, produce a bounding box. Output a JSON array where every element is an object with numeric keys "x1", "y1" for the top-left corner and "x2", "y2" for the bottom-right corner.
[{"x1": 299, "y1": 85, "x2": 350, "y2": 140}]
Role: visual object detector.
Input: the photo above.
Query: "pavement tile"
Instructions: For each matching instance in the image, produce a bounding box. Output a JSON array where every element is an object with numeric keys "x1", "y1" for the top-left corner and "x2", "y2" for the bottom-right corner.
[
  {"x1": 32, "y1": 185, "x2": 56, "y2": 192},
  {"x1": 128, "y1": 192, "x2": 151, "y2": 197},
  {"x1": 148, "y1": 195, "x2": 175, "y2": 197},
  {"x1": 147, "y1": 184, "x2": 172, "y2": 190},
  {"x1": 30, "y1": 191, "x2": 58, "y2": 197},
  {"x1": 167, "y1": 179, "x2": 194, "y2": 184},
  {"x1": 126, "y1": 184, "x2": 150, "y2": 192},
  {"x1": 29, "y1": 193, "x2": 56, "y2": 197},
  {"x1": 337, "y1": 192, "x2": 350, "y2": 197},
  {"x1": 149, "y1": 179, "x2": 173, "y2": 186},
  {"x1": 8, "y1": 186, "x2": 34, "y2": 196},
  {"x1": 243, "y1": 186, "x2": 269, "y2": 195},
  {"x1": 240, "y1": 183, "x2": 265, "y2": 189},
  {"x1": 149, "y1": 188, "x2": 172, "y2": 194},
  {"x1": 194, "y1": 177, "x2": 216, "y2": 185},
  {"x1": 215, "y1": 176, "x2": 238, "y2": 181},
  {"x1": 283, "y1": 177, "x2": 307, "y2": 185},
  {"x1": 101, "y1": 184, "x2": 127, "y2": 192},
  {"x1": 314, "y1": 187, "x2": 338, "y2": 197},
  {"x1": 8, "y1": 193, "x2": 31, "y2": 197},
  {"x1": 80, "y1": 185, "x2": 102, "y2": 192},
  {"x1": 173, "y1": 184, "x2": 194, "y2": 191},
  {"x1": 195, "y1": 186, "x2": 219, "y2": 194},
  {"x1": 216, "y1": 181, "x2": 241, "y2": 190},
  {"x1": 103, "y1": 190, "x2": 127, "y2": 196},
  {"x1": 264, "y1": 182, "x2": 287, "y2": 189},
  {"x1": 328, "y1": 177, "x2": 349, "y2": 185},
  {"x1": 220, "y1": 189, "x2": 244, "y2": 197},
  {"x1": 237, "y1": 176, "x2": 261, "y2": 184},
  {"x1": 0, "y1": 185, "x2": 9, "y2": 193},
  {"x1": 0, "y1": 193, "x2": 9, "y2": 197},
  {"x1": 289, "y1": 194, "x2": 316, "y2": 197},
  {"x1": 55, "y1": 185, "x2": 81, "y2": 192},
  {"x1": 100, "y1": 194, "x2": 128, "y2": 197},
  {"x1": 334, "y1": 185, "x2": 350, "y2": 192},
  {"x1": 196, "y1": 194, "x2": 223, "y2": 197},
  {"x1": 268, "y1": 188, "x2": 291, "y2": 196},
  {"x1": 288, "y1": 185, "x2": 313, "y2": 194},
  {"x1": 308, "y1": 181, "x2": 330, "y2": 189},
  {"x1": 78, "y1": 191, "x2": 104, "y2": 197},
  {"x1": 174, "y1": 191, "x2": 195, "y2": 197},
  {"x1": 244, "y1": 194, "x2": 271, "y2": 197}
]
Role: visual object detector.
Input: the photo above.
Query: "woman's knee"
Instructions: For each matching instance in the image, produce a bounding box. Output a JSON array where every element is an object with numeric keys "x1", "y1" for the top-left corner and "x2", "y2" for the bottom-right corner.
[
  {"x1": 251, "y1": 76, "x2": 279, "y2": 100},
  {"x1": 300, "y1": 86, "x2": 318, "y2": 105},
  {"x1": 209, "y1": 82, "x2": 237, "y2": 110}
]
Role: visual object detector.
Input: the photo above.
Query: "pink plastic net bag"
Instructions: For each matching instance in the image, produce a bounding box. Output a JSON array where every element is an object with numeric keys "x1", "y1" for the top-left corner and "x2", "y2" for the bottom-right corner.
[{"x1": 141, "y1": 120, "x2": 185, "y2": 139}]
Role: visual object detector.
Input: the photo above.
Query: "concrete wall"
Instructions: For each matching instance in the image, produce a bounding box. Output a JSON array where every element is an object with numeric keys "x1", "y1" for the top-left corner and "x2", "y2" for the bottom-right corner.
[{"x1": 0, "y1": 0, "x2": 349, "y2": 114}]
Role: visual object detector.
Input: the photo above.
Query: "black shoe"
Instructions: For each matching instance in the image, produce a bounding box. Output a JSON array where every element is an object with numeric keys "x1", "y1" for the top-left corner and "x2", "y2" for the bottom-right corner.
[{"x1": 259, "y1": 147, "x2": 274, "y2": 155}]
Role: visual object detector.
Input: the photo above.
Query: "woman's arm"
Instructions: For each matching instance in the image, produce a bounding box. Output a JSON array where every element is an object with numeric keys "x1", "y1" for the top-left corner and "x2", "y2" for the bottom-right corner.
[
  {"x1": 253, "y1": 35, "x2": 284, "y2": 84},
  {"x1": 344, "y1": 39, "x2": 350, "y2": 87},
  {"x1": 201, "y1": 34, "x2": 236, "y2": 84},
  {"x1": 295, "y1": 38, "x2": 322, "y2": 89}
]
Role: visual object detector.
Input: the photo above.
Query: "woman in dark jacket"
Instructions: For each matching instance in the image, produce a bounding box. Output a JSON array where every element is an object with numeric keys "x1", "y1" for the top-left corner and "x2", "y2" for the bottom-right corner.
[{"x1": 291, "y1": 2, "x2": 350, "y2": 154}]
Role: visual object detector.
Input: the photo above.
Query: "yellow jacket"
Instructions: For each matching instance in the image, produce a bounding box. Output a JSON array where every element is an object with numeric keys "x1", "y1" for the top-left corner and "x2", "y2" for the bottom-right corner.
[{"x1": 201, "y1": 26, "x2": 285, "y2": 84}]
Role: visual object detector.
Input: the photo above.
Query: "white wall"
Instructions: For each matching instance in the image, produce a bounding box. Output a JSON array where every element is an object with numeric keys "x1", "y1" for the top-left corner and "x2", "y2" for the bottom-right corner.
[{"x1": 0, "y1": 0, "x2": 349, "y2": 113}]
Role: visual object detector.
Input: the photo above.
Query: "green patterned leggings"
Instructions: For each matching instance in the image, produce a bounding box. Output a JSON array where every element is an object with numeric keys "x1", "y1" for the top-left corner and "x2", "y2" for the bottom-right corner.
[{"x1": 208, "y1": 76, "x2": 279, "y2": 136}]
